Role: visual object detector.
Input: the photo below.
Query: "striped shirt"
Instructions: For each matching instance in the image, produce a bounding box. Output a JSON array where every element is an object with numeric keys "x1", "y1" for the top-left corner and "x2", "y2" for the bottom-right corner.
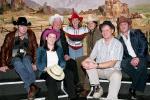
[
  {"x1": 90, "y1": 37, "x2": 123, "y2": 70},
  {"x1": 63, "y1": 26, "x2": 89, "y2": 49}
]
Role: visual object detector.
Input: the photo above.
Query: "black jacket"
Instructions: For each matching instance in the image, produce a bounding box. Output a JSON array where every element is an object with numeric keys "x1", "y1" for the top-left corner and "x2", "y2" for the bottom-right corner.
[
  {"x1": 59, "y1": 29, "x2": 69, "y2": 55},
  {"x1": 118, "y1": 29, "x2": 148, "y2": 60}
]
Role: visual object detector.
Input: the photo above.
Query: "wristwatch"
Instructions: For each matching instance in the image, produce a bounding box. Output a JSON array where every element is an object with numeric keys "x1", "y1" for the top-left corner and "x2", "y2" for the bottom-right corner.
[{"x1": 97, "y1": 63, "x2": 99, "y2": 68}]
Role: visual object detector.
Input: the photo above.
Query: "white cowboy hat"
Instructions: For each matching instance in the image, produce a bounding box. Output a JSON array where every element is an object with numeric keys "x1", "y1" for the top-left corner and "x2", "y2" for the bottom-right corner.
[
  {"x1": 85, "y1": 14, "x2": 98, "y2": 23},
  {"x1": 46, "y1": 64, "x2": 65, "y2": 81},
  {"x1": 49, "y1": 14, "x2": 64, "y2": 25}
]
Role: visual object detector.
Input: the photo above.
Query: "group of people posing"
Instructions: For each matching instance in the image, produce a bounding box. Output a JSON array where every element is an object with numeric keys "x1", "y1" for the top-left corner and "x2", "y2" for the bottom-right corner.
[{"x1": 0, "y1": 11, "x2": 149, "y2": 100}]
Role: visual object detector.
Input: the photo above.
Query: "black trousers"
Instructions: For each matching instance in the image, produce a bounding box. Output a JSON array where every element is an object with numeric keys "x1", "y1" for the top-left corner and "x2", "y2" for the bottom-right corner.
[
  {"x1": 40, "y1": 72, "x2": 59, "y2": 100},
  {"x1": 64, "y1": 59, "x2": 79, "y2": 99},
  {"x1": 40, "y1": 59, "x2": 79, "y2": 99},
  {"x1": 40, "y1": 64, "x2": 78, "y2": 100},
  {"x1": 65, "y1": 59, "x2": 79, "y2": 85},
  {"x1": 121, "y1": 58, "x2": 148, "y2": 92}
]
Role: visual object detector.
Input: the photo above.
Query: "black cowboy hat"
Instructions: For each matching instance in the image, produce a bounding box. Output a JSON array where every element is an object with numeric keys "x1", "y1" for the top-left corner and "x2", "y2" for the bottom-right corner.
[
  {"x1": 13, "y1": 17, "x2": 31, "y2": 26},
  {"x1": 99, "y1": 21, "x2": 115, "y2": 32}
]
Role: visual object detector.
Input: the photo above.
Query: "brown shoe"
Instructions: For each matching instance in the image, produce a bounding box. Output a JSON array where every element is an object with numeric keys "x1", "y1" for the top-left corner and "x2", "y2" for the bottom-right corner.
[{"x1": 28, "y1": 84, "x2": 40, "y2": 100}]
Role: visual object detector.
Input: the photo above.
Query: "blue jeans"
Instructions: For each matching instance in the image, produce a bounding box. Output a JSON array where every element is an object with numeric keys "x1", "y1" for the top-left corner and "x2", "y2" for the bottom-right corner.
[
  {"x1": 69, "y1": 47, "x2": 83, "y2": 60},
  {"x1": 11, "y1": 55, "x2": 36, "y2": 92}
]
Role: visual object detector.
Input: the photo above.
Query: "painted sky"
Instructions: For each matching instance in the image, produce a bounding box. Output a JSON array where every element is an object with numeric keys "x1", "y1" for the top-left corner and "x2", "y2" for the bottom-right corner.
[
  {"x1": 30, "y1": 0, "x2": 150, "y2": 6},
  {"x1": 122, "y1": 0, "x2": 150, "y2": 6},
  {"x1": 7, "y1": 0, "x2": 150, "y2": 12}
]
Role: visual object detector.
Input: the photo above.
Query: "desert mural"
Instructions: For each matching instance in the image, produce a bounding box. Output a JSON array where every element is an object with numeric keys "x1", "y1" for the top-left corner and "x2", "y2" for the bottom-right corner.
[{"x1": 0, "y1": 0, "x2": 150, "y2": 50}]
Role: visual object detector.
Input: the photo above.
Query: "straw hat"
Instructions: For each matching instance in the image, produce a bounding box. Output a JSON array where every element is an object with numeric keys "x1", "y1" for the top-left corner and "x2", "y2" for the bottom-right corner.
[
  {"x1": 86, "y1": 14, "x2": 98, "y2": 23},
  {"x1": 46, "y1": 64, "x2": 65, "y2": 81}
]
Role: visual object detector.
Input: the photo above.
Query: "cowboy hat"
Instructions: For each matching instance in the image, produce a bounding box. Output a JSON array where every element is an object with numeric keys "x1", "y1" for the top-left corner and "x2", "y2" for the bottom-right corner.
[
  {"x1": 99, "y1": 21, "x2": 115, "y2": 32},
  {"x1": 85, "y1": 14, "x2": 98, "y2": 23},
  {"x1": 13, "y1": 17, "x2": 31, "y2": 26},
  {"x1": 117, "y1": 16, "x2": 132, "y2": 25},
  {"x1": 68, "y1": 11, "x2": 83, "y2": 22},
  {"x1": 49, "y1": 14, "x2": 64, "y2": 25},
  {"x1": 46, "y1": 64, "x2": 65, "y2": 81},
  {"x1": 42, "y1": 29, "x2": 60, "y2": 41}
]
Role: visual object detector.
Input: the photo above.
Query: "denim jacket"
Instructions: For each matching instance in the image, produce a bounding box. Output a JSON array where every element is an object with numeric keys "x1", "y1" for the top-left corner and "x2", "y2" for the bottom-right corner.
[{"x1": 36, "y1": 46, "x2": 66, "y2": 74}]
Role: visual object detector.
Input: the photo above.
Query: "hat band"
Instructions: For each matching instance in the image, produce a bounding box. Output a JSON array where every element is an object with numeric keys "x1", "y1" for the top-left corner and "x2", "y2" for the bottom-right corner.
[{"x1": 49, "y1": 68, "x2": 62, "y2": 76}]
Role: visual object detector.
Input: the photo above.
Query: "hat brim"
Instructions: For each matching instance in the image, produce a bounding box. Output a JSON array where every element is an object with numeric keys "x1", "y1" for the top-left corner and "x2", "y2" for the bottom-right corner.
[
  {"x1": 68, "y1": 17, "x2": 83, "y2": 22},
  {"x1": 86, "y1": 16, "x2": 98, "y2": 23},
  {"x1": 13, "y1": 21, "x2": 31, "y2": 26},
  {"x1": 117, "y1": 20, "x2": 132, "y2": 25},
  {"x1": 117, "y1": 17, "x2": 132, "y2": 25},
  {"x1": 46, "y1": 67, "x2": 65, "y2": 81},
  {"x1": 42, "y1": 29, "x2": 60, "y2": 41},
  {"x1": 87, "y1": 19, "x2": 98, "y2": 23}
]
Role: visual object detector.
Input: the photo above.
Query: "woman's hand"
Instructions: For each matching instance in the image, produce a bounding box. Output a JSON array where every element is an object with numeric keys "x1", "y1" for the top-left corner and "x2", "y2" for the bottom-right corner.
[{"x1": 44, "y1": 67, "x2": 47, "y2": 72}]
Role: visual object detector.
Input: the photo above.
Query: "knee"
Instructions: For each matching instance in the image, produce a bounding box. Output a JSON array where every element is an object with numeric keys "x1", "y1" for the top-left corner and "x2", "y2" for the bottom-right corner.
[
  {"x1": 86, "y1": 69, "x2": 98, "y2": 78},
  {"x1": 137, "y1": 63, "x2": 147, "y2": 72},
  {"x1": 86, "y1": 68, "x2": 97, "y2": 73},
  {"x1": 12, "y1": 57, "x2": 21, "y2": 64},
  {"x1": 23, "y1": 56, "x2": 32, "y2": 61},
  {"x1": 110, "y1": 71, "x2": 122, "y2": 81}
]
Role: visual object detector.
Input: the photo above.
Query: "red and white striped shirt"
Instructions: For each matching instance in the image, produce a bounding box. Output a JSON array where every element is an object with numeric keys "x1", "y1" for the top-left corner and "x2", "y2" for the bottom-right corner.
[{"x1": 63, "y1": 26, "x2": 89, "y2": 50}]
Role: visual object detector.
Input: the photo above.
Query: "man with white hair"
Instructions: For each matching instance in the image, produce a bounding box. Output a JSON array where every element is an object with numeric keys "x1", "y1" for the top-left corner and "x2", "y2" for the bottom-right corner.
[
  {"x1": 40, "y1": 14, "x2": 70, "y2": 61},
  {"x1": 40, "y1": 14, "x2": 70, "y2": 62}
]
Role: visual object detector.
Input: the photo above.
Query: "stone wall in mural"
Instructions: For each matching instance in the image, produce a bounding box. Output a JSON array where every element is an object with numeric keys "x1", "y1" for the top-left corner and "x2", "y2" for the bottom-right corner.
[
  {"x1": 0, "y1": 0, "x2": 149, "y2": 18},
  {"x1": 104, "y1": 0, "x2": 129, "y2": 18},
  {"x1": 0, "y1": 0, "x2": 150, "y2": 45}
]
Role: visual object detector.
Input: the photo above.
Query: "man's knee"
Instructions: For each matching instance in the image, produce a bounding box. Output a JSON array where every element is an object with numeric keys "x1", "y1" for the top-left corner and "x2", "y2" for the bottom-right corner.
[
  {"x1": 110, "y1": 70, "x2": 122, "y2": 81},
  {"x1": 12, "y1": 58, "x2": 22, "y2": 67},
  {"x1": 86, "y1": 69, "x2": 99, "y2": 80},
  {"x1": 86, "y1": 68, "x2": 97, "y2": 74},
  {"x1": 23, "y1": 55, "x2": 32, "y2": 62},
  {"x1": 12, "y1": 57, "x2": 21, "y2": 63}
]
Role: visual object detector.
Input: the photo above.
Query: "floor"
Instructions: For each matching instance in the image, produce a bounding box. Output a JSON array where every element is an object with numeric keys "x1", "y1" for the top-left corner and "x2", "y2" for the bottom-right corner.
[{"x1": 0, "y1": 93, "x2": 150, "y2": 100}]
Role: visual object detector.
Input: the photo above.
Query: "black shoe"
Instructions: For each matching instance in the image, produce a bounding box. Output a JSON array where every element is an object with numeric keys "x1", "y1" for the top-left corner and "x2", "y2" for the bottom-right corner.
[
  {"x1": 69, "y1": 96, "x2": 79, "y2": 100},
  {"x1": 129, "y1": 88, "x2": 136, "y2": 100},
  {"x1": 70, "y1": 97, "x2": 78, "y2": 100},
  {"x1": 76, "y1": 84, "x2": 84, "y2": 93}
]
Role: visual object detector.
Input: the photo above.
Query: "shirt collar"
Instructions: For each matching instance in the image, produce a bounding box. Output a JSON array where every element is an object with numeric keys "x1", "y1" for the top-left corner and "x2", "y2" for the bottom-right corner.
[
  {"x1": 15, "y1": 30, "x2": 28, "y2": 39},
  {"x1": 120, "y1": 30, "x2": 130, "y2": 39},
  {"x1": 102, "y1": 37, "x2": 114, "y2": 45}
]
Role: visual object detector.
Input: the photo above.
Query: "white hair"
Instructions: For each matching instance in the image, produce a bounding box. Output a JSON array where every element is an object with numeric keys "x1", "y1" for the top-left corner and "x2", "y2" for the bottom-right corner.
[{"x1": 49, "y1": 14, "x2": 64, "y2": 25}]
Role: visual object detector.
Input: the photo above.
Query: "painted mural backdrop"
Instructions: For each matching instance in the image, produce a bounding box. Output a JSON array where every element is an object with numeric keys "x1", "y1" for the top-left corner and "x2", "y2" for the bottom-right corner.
[{"x1": 0, "y1": 0, "x2": 150, "y2": 47}]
